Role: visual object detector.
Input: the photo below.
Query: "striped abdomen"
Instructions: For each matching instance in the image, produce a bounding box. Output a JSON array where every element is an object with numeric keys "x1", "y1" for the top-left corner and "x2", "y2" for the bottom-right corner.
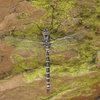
[{"x1": 46, "y1": 50, "x2": 50, "y2": 92}]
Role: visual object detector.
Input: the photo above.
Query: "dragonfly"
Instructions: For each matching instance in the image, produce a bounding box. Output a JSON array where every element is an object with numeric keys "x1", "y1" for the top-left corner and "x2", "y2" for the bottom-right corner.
[
  {"x1": 40, "y1": 28, "x2": 79, "y2": 93},
  {"x1": 0, "y1": 26, "x2": 80, "y2": 93}
]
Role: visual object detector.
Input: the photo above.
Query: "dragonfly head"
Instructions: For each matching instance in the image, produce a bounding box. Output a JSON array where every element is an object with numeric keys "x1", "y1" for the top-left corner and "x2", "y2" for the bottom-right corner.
[{"x1": 42, "y1": 28, "x2": 51, "y2": 36}]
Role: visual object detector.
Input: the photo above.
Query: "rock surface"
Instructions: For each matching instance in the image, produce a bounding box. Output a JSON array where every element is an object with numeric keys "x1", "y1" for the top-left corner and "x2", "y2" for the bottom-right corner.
[
  {"x1": 0, "y1": 0, "x2": 45, "y2": 35},
  {"x1": 0, "y1": 42, "x2": 14, "y2": 74}
]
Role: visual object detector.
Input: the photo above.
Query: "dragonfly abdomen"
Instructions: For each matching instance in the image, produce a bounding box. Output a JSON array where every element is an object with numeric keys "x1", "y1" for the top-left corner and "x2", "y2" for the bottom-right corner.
[{"x1": 46, "y1": 50, "x2": 50, "y2": 92}]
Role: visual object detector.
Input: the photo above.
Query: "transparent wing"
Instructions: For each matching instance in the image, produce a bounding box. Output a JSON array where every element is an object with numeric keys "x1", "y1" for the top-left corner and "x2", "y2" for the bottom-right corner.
[
  {"x1": 0, "y1": 33, "x2": 79, "y2": 54},
  {"x1": 0, "y1": 33, "x2": 80, "y2": 63},
  {"x1": 50, "y1": 34, "x2": 79, "y2": 53}
]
